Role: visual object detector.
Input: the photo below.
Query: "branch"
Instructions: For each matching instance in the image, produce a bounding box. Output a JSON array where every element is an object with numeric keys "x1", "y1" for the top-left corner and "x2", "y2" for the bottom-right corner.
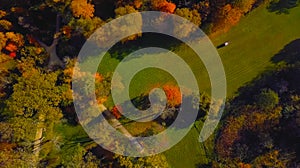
[
  {"x1": 35, "y1": 37, "x2": 49, "y2": 50},
  {"x1": 51, "y1": 14, "x2": 61, "y2": 47}
]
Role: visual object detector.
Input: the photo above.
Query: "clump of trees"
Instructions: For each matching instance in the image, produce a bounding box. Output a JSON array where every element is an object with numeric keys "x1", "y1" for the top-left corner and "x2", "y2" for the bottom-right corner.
[
  {"x1": 114, "y1": 154, "x2": 169, "y2": 168},
  {"x1": 214, "y1": 59, "x2": 300, "y2": 167}
]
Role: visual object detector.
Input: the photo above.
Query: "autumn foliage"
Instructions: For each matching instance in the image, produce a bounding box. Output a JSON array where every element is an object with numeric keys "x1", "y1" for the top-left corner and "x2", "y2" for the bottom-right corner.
[
  {"x1": 95, "y1": 72, "x2": 108, "y2": 104},
  {"x1": 111, "y1": 105, "x2": 122, "y2": 119},
  {"x1": 213, "y1": 4, "x2": 242, "y2": 32},
  {"x1": 238, "y1": 162, "x2": 252, "y2": 168},
  {"x1": 5, "y1": 43, "x2": 17, "y2": 58},
  {"x1": 70, "y1": 0, "x2": 95, "y2": 19},
  {"x1": 0, "y1": 142, "x2": 16, "y2": 151},
  {"x1": 116, "y1": 0, "x2": 143, "y2": 9},
  {"x1": 211, "y1": 4, "x2": 243, "y2": 34},
  {"x1": 0, "y1": 10, "x2": 24, "y2": 58},
  {"x1": 62, "y1": 26, "x2": 72, "y2": 38},
  {"x1": 233, "y1": 0, "x2": 257, "y2": 14},
  {"x1": 151, "y1": 0, "x2": 176, "y2": 13},
  {"x1": 215, "y1": 115, "x2": 245, "y2": 158},
  {"x1": 162, "y1": 84, "x2": 182, "y2": 107}
]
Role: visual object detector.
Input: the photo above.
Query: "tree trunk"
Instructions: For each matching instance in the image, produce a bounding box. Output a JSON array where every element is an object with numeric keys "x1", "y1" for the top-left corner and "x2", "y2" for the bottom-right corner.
[{"x1": 36, "y1": 14, "x2": 64, "y2": 70}]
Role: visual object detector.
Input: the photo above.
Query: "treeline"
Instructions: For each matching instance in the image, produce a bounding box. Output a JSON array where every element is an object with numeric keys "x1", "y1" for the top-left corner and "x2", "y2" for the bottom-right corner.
[
  {"x1": 0, "y1": 0, "x2": 272, "y2": 68},
  {"x1": 95, "y1": 0, "x2": 267, "y2": 34}
]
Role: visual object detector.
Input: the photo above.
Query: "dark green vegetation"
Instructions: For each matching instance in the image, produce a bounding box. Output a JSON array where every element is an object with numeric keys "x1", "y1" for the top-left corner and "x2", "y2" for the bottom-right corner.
[{"x1": 0, "y1": 0, "x2": 299, "y2": 167}]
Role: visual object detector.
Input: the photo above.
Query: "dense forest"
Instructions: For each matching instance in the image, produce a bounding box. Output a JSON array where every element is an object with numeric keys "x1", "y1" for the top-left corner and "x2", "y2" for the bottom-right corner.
[{"x1": 0, "y1": 0, "x2": 299, "y2": 167}]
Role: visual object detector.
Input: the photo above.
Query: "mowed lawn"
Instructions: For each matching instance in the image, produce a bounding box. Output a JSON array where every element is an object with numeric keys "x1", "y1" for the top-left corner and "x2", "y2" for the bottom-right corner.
[
  {"x1": 164, "y1": 5, "x2": 300, "y2": 168},
  {"x1": 126, "y1": 5, "x2": 300, "y2": 100},
  {"x1": 211, "y1": 5, "x2": 300, "y2": 96}
]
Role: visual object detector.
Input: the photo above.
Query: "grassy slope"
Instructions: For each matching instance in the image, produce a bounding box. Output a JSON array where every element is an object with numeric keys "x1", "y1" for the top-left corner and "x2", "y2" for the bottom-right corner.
[{"x1": 164, "y1": 5, "x2": 300, "y2": 168}]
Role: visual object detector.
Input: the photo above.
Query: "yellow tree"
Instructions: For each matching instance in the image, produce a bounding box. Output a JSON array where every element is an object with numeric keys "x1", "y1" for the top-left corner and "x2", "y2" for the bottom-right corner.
[
  {"x1": 115, "y1": 5, "x2": 142, "y2": 42},
  {"x1": 70, "y1": 0, "x2": 95, "y2": 19},
  {"x1": 115, "y1": 154, "x2": 169, "y2": 168},
  {"x1": 174, "y1": 8, "x2": 202, "y2": 38}
]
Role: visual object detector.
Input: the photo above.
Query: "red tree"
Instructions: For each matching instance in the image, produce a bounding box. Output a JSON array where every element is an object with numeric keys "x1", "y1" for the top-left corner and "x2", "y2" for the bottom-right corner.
[{"x1": 111, "y1": 105, "x2": 122, "y2": 119}]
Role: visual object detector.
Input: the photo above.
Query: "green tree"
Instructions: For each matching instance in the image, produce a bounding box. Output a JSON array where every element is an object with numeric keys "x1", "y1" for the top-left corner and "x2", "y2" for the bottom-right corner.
[
  {"x1": 2, "y1": 47, "x2": 73, "y2": 165},
  {"x1": 255, "y1": 88, "x2": 279, "y2": 110},
  {"x1": 115, "y1": 154, "x2": 169, "y2": 168},
  {"x1": 175, "y1": 8, "x2": 202, "y2": 26},
  {"x1": 61, "y1": 144, "x2": 99, "y2": 168},
  {"x1": 68, "y1": 17, "x2": 105, "y2": 39},
  {"x1": 174, "y1": 8, "x2": 202, "y2": 38}
]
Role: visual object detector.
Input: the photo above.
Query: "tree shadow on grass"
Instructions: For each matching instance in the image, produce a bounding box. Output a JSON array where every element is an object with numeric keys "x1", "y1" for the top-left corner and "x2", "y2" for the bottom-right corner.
[
  {"x1": 114, "y1": 92, "x2": 207, "y2": 135},
  {"x1": 271, "y1": 39, "x2": 300, "y2": 64},
  {"x1": 267, "y1": 0, "x2": 299, "y2": 14},
  {"x1": 227, "y1": 39, "x2": 300, "y2": 117},
  {"x1": 108, "y1": 33, "x2": 183, "y2": 61},
  {"x1": 216, "y1": 39, "x2": 300, "y2": 166}
]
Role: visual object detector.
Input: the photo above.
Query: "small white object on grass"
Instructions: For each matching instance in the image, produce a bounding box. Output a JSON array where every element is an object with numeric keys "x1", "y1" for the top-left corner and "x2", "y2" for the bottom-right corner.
[{"x1": 224, "y1": 42, "x2": 229, "y2": 46}]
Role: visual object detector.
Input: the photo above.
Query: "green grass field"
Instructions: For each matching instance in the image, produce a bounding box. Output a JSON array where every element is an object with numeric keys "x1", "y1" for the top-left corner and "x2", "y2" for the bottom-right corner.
[
  {"x1": 88, "y1": 4, "x2": 300, "y2": 167},
  {"x1": 211, "y1": 5, "x2": 300, "y2": 96},
  {"x1": 115, "y1": 4, "x2": 300, "y2": 100}
]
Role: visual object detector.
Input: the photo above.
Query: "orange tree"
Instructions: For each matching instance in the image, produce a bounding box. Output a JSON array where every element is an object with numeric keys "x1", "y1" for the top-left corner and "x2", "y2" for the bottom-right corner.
[
  {"x1": 162, "y1": 84, "x2": 182, "y2": 107},
  {"x1": 151, "y1": 0, "x2": 177, "y2": 13}
]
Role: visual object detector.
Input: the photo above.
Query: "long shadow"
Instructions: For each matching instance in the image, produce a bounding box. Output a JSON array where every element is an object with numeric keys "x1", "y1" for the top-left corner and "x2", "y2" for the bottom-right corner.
[
  {"x1": 267, "y1": 0, "x2": 299, "y2": 14},
  {"x1": 226, "y1": 39, "x2": 300, "y2": 107},
  {"x1": 107, "y1": 33, "x2": 183, "y2": 61},
  {"x1": 215, "y1": 39, "x2": 300, "y2": 165},
  {"x1": 271, "y1": 38, "x2": 300, "y2": 64},
  {"x1": 111, "y1": 92, "x2": 207, "y2": 137},
  {"x1": 223, "y1": 39, "x2": 300, "y2": 117},
  {"x1": 216, "y1": 41, "x2": 230, "y2": 49}
]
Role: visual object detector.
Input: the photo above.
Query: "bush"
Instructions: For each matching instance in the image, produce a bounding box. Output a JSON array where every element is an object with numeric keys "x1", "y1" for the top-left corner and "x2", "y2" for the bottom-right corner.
[{"x1": 255, "y1": 88, "x2": 279, "y2": 110}]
